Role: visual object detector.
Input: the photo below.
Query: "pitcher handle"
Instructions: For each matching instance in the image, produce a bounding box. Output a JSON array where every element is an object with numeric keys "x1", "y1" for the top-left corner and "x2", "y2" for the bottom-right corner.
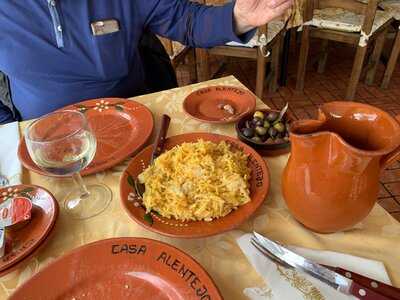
[{"x1": 381, "y1": 115, "x2": 400, "y2": 170}]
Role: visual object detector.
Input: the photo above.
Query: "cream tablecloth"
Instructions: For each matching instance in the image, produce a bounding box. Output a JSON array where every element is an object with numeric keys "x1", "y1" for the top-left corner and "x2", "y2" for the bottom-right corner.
[{"x1": 1, "y1": 76, "x2": 400, "y2": 299}]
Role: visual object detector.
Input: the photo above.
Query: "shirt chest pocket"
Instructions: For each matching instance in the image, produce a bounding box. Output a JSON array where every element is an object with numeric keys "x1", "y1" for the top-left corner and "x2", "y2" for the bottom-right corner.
[{"x1": 92, "y1": 31, "x2": 129, "y2": 81}]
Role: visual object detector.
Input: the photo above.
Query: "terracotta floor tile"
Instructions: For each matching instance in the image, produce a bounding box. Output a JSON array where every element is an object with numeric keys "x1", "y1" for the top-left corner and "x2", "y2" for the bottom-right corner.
[
  {"x1": 378, "y1": 197, "x2": 400, "y2": 213},
  {"x1": 356, "y1": 86, "x2": 374, "y2": 99},
  {"x1": 378, "y1": 183, "x2": 391, "y2": 198},
  {"x1": 384, "y1": 182, "x2": 400, "y2": 196},
  {"x1": 364, "y1": 87, "x2": 386, "y2": 99},
  {"x1": 271, "y1": 97, "x2": 286, "y2": 108},
  {"x1": 321, "y1": 81, "x2": 337, "y2": 91},
  {"x1": 386, "y1": 160, "x2": 400, "y2": 170},
  {"x1": 303, "y1": 106, "x2": 318, "y2": 118},
  {"x1": 317, "y1": 90, "x2": 336, "y2": 102},
  {"x1": 292, "y1": 108, "x2": 311, "y2": 119},
  {"x1": 289, "y1": 100, "x2": 315, "y2": 108},
  {"x1": 380, "y1": 169, "x2": 400, "y2": 183}
]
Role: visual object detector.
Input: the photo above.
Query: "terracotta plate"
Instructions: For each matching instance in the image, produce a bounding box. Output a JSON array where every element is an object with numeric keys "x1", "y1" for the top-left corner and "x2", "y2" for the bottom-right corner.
[
  {"x1": 10, "y1": 237, "x2": 223, "y2": 300},
  {"x1": 18, "y1": 98, "x2": 154, "y2": 176},
  {"x1": 183, "y1": 86, "x2": 256, "y2": 124},
  {"x1": 120, "y1": 133, "x2": 270, "y2": 238},
  {"x1": 0, "y1": 185, "x2": 58, "y2": 273}
]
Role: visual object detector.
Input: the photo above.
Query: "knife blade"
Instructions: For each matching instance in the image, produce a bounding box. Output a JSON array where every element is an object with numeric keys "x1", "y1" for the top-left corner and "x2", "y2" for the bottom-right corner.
[{"x1": 253, "y1": 232, "x2": 396, "y2": 300}]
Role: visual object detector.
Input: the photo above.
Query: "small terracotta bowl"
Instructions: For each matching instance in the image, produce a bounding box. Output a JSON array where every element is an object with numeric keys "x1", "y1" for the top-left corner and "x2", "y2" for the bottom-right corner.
[{"x1": 235, "y1": 109, "x2": 293, "y2": 157}]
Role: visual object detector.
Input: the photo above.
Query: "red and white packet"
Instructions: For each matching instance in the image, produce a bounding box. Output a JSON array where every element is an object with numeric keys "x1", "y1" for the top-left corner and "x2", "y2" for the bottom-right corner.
[
  {"x1": 0, "y1": 197, "x2": 32, "y2": 228},
  {"x1": 0, "y1": 197, "x2": 32, "y2": 257}
]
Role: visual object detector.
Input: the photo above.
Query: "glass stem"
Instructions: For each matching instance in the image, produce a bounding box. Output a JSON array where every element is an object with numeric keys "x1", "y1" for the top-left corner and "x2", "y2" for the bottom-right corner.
[{"x1": 72, "y1": 173, "x2": 90, "y2": 198}]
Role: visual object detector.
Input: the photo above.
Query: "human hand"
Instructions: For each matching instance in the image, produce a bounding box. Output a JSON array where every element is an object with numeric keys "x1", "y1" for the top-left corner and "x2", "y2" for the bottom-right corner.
[{"x1": 233, "y1": 0, "x2": 293, "y2": 35}]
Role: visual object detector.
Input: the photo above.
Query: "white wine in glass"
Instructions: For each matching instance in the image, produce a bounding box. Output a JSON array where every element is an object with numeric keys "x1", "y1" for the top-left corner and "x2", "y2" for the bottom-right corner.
[{"x1": 25, "y1": 110, "x2": 112, "y2": 219}]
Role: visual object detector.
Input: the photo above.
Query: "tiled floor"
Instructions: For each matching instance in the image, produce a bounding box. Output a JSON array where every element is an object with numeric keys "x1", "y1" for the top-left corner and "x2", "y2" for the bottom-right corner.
[{"x1": 176, "y1": 41, "x2": 400, "y2": 221}]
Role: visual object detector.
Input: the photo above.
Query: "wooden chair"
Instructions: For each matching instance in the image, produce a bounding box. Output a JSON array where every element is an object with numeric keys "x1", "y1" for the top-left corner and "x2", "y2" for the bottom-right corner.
[
  {"x1": 158, "y1": 37, "x2": 198, "y2": 84},
  {"x1": 194, "y1": 0, "x2": 285, "y2": 99},
  {"x1": 196, "y1": 22, "x2": 285, "y2": 99},
  {"x1": 379, "y1": 0, "x2": 400, "y2": 88},
  {"x1": 296, "y1": 0, "x2": 393, "y2": 100}
]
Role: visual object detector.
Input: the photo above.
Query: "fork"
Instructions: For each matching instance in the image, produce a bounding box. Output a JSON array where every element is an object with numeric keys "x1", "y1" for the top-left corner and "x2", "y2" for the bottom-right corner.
[{"x1": 134, "y1": 114, "x2": 171, "y2": 198}]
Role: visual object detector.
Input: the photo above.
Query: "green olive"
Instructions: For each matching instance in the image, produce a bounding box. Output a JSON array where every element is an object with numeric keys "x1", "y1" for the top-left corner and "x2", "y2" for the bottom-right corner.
[
  {"x1": 273, "y1": 122, "x2": 286, "y2": 133},
  {"x1": 253, "y1": 111, "x2": 264, "y2": 120},
  {"x1": 251, "y1": 136, "x2": 262, "y2": 143},
  {"x1": 263, "y1": 120, "x2": 270, "y2": 129},
  {"x1": 255, "y1": 126, "x2": 267, "y2": 136}
]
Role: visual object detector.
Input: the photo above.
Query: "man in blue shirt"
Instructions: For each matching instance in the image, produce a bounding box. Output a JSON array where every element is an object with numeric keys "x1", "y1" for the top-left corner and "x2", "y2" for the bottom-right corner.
[{"x1": 0, "y1": 0, "x2": 292, "y2": 122}]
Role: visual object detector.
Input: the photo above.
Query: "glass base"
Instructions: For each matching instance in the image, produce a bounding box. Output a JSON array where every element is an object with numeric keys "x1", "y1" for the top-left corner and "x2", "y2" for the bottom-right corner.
[{"x1": 64, "y1": 184, "x2": 112, "y2": 220}]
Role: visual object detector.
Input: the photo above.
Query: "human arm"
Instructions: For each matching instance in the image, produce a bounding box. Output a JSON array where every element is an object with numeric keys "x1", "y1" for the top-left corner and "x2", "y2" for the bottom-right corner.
[{"x1": 140, "y1": 0, "x2": 292, "y2": 48}]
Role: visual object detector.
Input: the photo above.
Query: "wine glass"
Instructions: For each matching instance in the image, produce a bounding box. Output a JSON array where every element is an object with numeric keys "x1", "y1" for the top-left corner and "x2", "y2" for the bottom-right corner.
[{"x1": 25, "y1": 110, "x2": 112, "y2": 219}]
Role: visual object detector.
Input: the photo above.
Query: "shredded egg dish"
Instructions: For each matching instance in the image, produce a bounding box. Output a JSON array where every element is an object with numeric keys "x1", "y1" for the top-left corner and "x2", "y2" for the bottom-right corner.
[{"x1": 138, "y1": 140, "x2": 251, "y2": 221}]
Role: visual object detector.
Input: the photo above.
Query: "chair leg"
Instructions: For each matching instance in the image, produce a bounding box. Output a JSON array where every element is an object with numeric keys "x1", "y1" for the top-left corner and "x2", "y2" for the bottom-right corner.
[
  {"x1": 195, "y1": 48, "x2": 210, "y2": 82},
  {"x1": 188, "y1": 49, "x2": 198, "y2": 83},
  {"x1": 279, "y1": 29, "x2": 291, "y2": 86},
  {"x1": 382, "y1": 29, "x2": 400, "y2": 89},
  {"x1": 346, "y1": 45, "x2": 368, "y2": 100},
  {"x1": 317, "y1": 39, "x2": 329, "y2": 74},
  {"x1": 296, "y1": 26, "x2": 310, "y2": 91},
  {"x1": 365, "y1": 29, "x2": 387, "y2": 85},
  {"x1": 269, "y1": 40, "x2": 281, "y2": 93},
  {"x1": 255, "y1": 49, "x2": 267, "y2": 98}
]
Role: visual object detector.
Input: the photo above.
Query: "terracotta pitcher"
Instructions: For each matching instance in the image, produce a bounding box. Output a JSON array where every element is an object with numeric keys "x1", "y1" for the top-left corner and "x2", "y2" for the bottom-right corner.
[{"x1": 282, "y1": 102, "x2": 400, "y2": 233}]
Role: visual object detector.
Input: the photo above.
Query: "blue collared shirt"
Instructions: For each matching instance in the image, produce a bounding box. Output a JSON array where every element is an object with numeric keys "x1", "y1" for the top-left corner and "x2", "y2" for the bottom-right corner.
[{"x1": 0, "y1": 0, "x2": 253, "y2": 122}]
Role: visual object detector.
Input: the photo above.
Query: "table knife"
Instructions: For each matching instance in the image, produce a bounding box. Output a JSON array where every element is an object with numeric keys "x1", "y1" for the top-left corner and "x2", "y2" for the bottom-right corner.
[{"x1": 253, "y1": 232, "x2": 400, "y2": 300}]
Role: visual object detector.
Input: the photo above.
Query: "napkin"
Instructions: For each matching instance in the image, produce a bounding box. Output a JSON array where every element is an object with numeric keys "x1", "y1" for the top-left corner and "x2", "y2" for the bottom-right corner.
[
  {"x1": 0, "y1": 122, "x2": 22, "y2": 186},
  {"x1": 237, "y1": 234, "x2": 391, "y2": 300}
]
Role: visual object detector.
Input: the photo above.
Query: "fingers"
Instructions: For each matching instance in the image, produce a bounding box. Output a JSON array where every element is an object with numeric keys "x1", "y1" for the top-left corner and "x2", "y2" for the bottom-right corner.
[
  {"x1": 266, "y1": 0, "x2": 293, "y2": 9},
  {"x1": 274, "y1": 0, "x2": 293, "y2": 14},
  {"x1": 264, "y1": 0, "x2": 293, "y2": 19}
]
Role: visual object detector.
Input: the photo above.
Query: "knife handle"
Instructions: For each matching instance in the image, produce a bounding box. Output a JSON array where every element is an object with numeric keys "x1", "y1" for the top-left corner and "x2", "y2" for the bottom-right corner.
[
  {"x1": 349, "y1": 281, "x2": 395, "y2": 300},
  {"x1": 151, "y1": 114, "x2": 171, "y2": 162},
  {"x1": 333, "y1": 267, "x2": 400, "y2": 300}
]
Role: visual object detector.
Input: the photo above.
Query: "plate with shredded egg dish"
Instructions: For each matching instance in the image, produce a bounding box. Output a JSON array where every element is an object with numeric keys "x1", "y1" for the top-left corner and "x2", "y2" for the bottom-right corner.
[{"x1": 120, "y1": 132, "x2": 270, "y2": 238}]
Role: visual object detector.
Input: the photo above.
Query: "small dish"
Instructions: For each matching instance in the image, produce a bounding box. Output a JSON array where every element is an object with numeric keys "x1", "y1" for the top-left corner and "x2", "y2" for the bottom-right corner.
[
  {"x1": 235, "y1": 109, "x2": 293, "y2": 157},
  {"x1": 183, "y1": 86, "x2": 256, "y2": 124},
  {"x1": 0, "y1": 184, "x2": 58, "y2": 274}
]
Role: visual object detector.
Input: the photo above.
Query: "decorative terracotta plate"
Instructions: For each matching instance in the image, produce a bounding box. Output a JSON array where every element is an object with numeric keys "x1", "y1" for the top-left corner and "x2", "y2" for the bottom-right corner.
[
  {"x1": 120, "y1": 133, "x2": 270, "y2": 238},
  {"x1": 0, "y1": 185, "x2": 58, "y2": 273},
  {"x1": 183, "y1": 86, "x2": 256, "y2": 124},
  {"x1": 18, "y1": 98, "x2": 154, "y2": 176},
  {"x1": 10, "y1": 237, "x2": 223, "y2": 300}
]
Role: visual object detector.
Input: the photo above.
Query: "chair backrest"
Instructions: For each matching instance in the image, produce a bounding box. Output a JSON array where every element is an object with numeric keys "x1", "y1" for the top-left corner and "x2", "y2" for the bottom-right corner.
[{"x1": 304, "y1": 0, "x2": 379, "y2": 35}]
